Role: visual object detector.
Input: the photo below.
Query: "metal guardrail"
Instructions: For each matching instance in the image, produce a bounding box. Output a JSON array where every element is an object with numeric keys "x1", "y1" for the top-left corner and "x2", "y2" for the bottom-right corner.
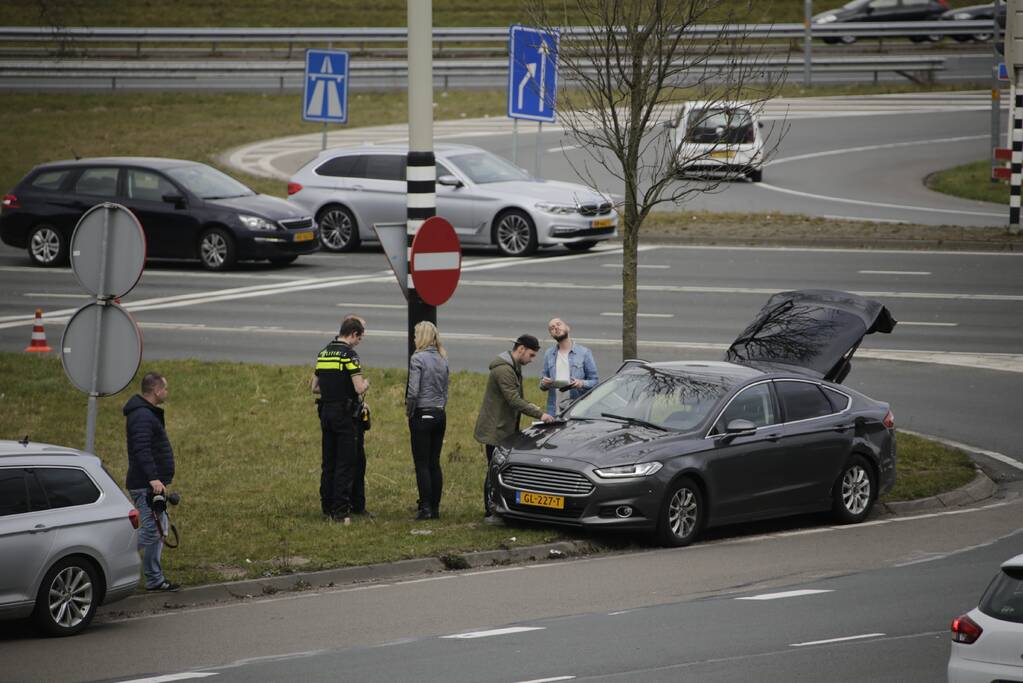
[
  {"x1": 0, "y1": 55, "x2": 946, "y2": 90},
  {"x1": 0, "y1": 20, "x2": 995, "y2": 45}
]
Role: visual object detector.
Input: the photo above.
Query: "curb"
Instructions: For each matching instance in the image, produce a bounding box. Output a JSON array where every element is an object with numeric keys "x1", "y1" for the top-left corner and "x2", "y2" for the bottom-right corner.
[
  {"x1": 100, "y1": 538, "x2": 604, "y2": 617},
  {"x1": 634, "y1": 235, "x2": 1020, "y2": 253},
  {"x1": 102, "y1": 471, "x2": 999, "y2": 617},
  {"x1": 881, "y1": 467, "x2": 996, "y2": 515}
]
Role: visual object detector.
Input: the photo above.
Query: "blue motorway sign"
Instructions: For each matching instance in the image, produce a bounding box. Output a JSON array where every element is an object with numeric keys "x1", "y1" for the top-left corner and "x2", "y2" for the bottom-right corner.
[
  {"x1": 507, "y1": 25, "x2": 559, "y2": 122},
  {"x1": 303, "y1": 49, "x2": 349, "y2": 124}
]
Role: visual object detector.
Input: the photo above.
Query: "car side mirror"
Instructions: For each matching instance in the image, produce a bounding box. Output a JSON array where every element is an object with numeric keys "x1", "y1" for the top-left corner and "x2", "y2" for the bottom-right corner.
[
  {"x1": 437, "y1": 175, "x2": 463, "y2": 188},
  {"x1": 162, "y1": 193, "x2": 186, "y2": 208},
  {"x1": 721, "y1": 419, "x2": 757, "y2": 441}
]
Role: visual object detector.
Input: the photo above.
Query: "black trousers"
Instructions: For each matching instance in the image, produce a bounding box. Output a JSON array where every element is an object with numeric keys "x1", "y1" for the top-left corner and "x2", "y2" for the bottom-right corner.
[
  {"x1": 320, "y1": 402, "x2": 358, "y2": 517},
  {"x1": 352, "y1": 422, "x2": 367, "y2": 513},
  {"x1": 484, "y1": 444, "x2": 497, "y2": 515},
  {"x1": 409, "y1": 408, "x2": 445, "y2": 512}
]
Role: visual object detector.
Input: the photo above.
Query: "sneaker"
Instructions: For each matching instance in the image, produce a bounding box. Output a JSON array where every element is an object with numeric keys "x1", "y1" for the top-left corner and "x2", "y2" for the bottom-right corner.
[{"x1": 146, "y1": 580, "x2": 181, "y2": 592}]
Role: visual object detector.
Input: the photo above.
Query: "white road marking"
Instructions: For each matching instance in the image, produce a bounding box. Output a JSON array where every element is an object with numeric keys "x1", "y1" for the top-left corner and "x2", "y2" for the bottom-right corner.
[
  {"x1": 758, "y1": 180, "x2": 1005, "y2": 219},
  {"x1": 335, "y1": 302, "x2": 406, "y2": 309},
  {"x1": 653, "y1": 243, "x2": 1023, "y2": 258},
  {"x1": 116, "y1": 674, "x2": 217, "y2": 683},
  {"x1": 899, "y1": 428, "x2": 1023, "y2": 472},
  {"x1": 514, "y1": 677, "x2": 575, "y2": 683},
  {"x1": 858, "y1": 270, "x2": 931, "y2": 275},
  {"x1": 442, "y1": 626, "x2": 545, "y2": 639},
  {"x1": 790, "y1": 633, "x2": 886, "y2": 647},
  {"x1": 600, "y1": 263, "x2": 671, "y2": 269},
  {"x1": 898, "y1": 321, "x2": 958, "y2": 327},
  {"x1": 23, "y1": 292, "x2": 92, "y2": 298},
  {"x1": 547, "y1": 144, "x2": 582, "y2": 152},
  {"x1": 600, "y1": 312, "x2": 673, "y2": 318},
  {"x1": 894, "y1": 527, "x2": 1023, "y2": 567},
  {"x1": 736, "y1": 589, "x2": 833, "y2": 601},
  {"x1": 768, "y1": 135, "x2": 987, "y2": 168},
  {"x1": 607, "y1": 609, "x2": 635, "y2": 616}
]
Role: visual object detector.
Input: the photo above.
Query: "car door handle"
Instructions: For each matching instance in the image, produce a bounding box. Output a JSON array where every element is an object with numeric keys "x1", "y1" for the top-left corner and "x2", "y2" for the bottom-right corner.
[
  {"x1": 834, "y1": 423, "x2": 853, "y2": 432},
  {"x1": 765, "y1": 432, "x2": 782, "y2": 442},
  {"x1": 29, "y1": 524, "x2": 49, "y2": 533},
  {"x1": 351, "y1": 184, "x2": 364, "y2": 191}
]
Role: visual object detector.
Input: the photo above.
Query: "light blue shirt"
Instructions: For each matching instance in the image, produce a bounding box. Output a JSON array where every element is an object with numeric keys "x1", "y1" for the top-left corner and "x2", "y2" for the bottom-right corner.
[{"x1": 539, "y1": 341, "x2": 598, "y2": 414}]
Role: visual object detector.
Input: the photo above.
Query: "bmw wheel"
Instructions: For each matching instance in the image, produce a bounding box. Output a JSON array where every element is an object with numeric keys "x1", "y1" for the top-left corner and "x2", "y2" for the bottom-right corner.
[
  {"x1": 317, "y1": 205, "x2": 360, "y2": 252},
  {"x1": 28, "y1": 224, "x2": 68, "y2": 267},
  {"x1": 656, "y1": 477, "x2": 703, "y2": 547},
  {"x1": 833, "y1": 455, "x2": 876, "y2": 524},
  {"x1": 32, "y1": 558, "x2": 99, "y2": 637},
  {"x1": 493, "y1": 209, "x2": 538, "y2": 257},
  {"x1": 199, "y1": 227, "x2": 237, "y2": 271}
]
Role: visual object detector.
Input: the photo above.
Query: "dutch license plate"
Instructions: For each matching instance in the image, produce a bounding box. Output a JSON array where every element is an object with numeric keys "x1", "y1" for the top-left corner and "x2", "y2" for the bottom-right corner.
[
  {"x1": 516, "y1": 491, "x2": 565, "y2": 510},
  {"x1": 294, "y1": 231, "x2": 315, "y2": 242},
  {"x1": 710, "y1": 150, "x2": 735, "y2": 160},
  {"x1": 591, "y1": 217, "x2": 615, "y2": 229}
]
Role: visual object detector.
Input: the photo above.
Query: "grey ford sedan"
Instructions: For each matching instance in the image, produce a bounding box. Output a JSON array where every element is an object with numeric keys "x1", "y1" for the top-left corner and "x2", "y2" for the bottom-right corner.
[
  {"x1": 489, "y1": 290, "x2": 898, "y2": 547},
  {"x1": 287, "y1": 143, "x2": 618, "y2": 256}
]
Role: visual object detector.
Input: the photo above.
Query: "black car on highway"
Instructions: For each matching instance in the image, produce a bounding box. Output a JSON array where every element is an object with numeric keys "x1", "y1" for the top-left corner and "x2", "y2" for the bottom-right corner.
[
  {"x1": 941, "y1": 1, "x2": 1003, "y2": 42},
  {"x1": 489, "y1": 290, "x2": 898, "y2": 547},
  {"x1": 0, "y1": 157, "x2": 318, "y2": 271},
  {"x1": 813, "y1": 0, "x2": 950, "y2": 43}
]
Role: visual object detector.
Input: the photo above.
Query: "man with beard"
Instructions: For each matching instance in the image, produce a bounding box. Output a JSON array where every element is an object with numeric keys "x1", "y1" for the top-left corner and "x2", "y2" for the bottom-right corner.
[{"x1": 539, "y1": 318, "x2": 599, "y2": 415}]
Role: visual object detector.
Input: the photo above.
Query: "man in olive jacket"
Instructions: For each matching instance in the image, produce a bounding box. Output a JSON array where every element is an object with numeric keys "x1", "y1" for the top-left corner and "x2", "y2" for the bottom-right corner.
[{"x1": 474, "y1": 334, "x2": 554, "y2": 518}]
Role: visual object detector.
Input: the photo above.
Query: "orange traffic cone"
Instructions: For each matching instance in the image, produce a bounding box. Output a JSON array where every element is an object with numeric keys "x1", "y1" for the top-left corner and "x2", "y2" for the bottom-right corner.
[{"x1": 24, "y1": 309, "x2": 53, "y2": 353}]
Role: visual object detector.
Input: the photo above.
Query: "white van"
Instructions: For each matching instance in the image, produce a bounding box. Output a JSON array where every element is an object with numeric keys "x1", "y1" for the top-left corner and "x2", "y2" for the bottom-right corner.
[{"x1": 668, "y1": 101, "x2": 765, "y2": 182}]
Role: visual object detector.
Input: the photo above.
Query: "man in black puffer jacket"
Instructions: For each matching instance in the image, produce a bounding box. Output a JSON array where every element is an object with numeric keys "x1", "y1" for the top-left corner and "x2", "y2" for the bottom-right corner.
[{"x1": 123, "y1": 371, "x2": 179, "y2": 592}]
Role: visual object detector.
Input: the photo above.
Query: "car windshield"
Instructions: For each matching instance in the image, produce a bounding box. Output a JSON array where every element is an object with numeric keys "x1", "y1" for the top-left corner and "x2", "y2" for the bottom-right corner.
[
  {"x1": 979, "y1": 567, "x2": 1023, "y2": 624},
  {"x1": 685, "y1": 107, "x2": 754, "y2": 144},
  {"x1": 446, "y1": 151, "x2": 531, "y2": 184},
  {"x1": 166, "y1": 164, "x2": 254, "y2": 200},
  {"x1": 567, "y1": 367, "x2": 729, "y2": 431}
]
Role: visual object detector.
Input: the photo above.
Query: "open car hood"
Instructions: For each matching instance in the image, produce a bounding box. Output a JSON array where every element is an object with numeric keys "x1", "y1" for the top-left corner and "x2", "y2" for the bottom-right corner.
[{"x1": 725, "y1": 289, "x2": 896, "y2": 383}]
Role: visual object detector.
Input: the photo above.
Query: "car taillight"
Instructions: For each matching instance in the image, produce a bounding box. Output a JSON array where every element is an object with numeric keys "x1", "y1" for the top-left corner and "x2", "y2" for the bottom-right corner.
[
  {"x1": 951, "y1": 614, "x2": 982, "y2": 644},
  {"x1": 883, "y1": 410, "x2": 894, "y2": 429},
  {"x1": 936, "y1": 0, "x2": 949, "y2": 7},
  {"x1": 1, "y1": 194, "x2": 19, "y2": 209},
  {"x1": 287, "y1": 182, "x2": 303, "y2": 196},
  {"x1": 129, "y1": 508, "x2": 140, "y2": 529}
]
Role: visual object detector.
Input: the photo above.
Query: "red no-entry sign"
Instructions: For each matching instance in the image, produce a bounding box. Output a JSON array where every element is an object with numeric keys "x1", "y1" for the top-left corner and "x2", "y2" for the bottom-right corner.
[{"x1": 410, "y1": 216, "x2": 462, "y2": 306}]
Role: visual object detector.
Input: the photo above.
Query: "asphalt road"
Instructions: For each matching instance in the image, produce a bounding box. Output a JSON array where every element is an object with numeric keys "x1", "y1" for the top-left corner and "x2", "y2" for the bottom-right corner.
[
  {"x1": 1, "y1": 480, "x2": 1020, "y2": 682},
  {"x1": 227, "y1": 91, "x2": 1008, "y2": 227}
]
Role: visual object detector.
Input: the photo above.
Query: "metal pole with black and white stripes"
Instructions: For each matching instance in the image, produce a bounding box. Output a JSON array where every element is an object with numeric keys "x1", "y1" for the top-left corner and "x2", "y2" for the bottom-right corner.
[
  {"x1": 1009, "y1": 0, "x2": 1023, "y2": 235},
  {"x1": 407, "y1": 0, "x2": 437, "y2": 359}
]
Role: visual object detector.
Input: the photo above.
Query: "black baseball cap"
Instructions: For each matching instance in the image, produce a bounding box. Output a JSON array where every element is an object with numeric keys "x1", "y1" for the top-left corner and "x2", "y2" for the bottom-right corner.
[{"x1": 514, "y1": 334, "x2": 540, "y2": 351}]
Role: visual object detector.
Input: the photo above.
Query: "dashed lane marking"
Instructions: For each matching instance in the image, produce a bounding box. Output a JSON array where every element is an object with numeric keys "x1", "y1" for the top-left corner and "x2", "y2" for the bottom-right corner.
[
  {"x1": 736, "y1": 589, "x2": 834, "y2": 601},
  {"x1": 790, "y1": 633, "x2": 886, "y2": 647},
  {"x1": 442, "y1": 626, "x2": 545, "y2": 639}
]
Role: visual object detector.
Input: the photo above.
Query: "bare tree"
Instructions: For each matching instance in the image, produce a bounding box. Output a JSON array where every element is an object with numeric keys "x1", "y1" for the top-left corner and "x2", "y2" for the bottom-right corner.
[{"x1": 523, "y1": 0, "x2": 787, "y2": 360}]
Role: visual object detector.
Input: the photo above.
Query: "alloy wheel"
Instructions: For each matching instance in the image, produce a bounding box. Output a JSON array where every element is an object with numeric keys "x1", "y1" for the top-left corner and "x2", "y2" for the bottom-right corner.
[
  {"x1": 47, "y1": 566, "x2": 93, "y2": 630},
  {"x1": 841, "y1": 465, "x2": 871, "y2": 515},
  {"x1": 319, "y1": 208, "x2": 353, "y2": 251},
  {"x1": 30, "y1": 227, "x2": 61, "y2": 264},
  {"x1": 496, "y1": 213, "x2": 533, "y2": 255},
  {"x1": 201, "y1": 232, "x2": 227, "y2": 268},
  {"x1": 667, "y1": 486, "x2": 699, "y2": 540}
]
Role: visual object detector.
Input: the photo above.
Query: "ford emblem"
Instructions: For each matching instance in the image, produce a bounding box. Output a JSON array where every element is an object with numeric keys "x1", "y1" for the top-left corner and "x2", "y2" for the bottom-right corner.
[{"x1": 540, "y1": 457, "x2": 553, "y2": 464}]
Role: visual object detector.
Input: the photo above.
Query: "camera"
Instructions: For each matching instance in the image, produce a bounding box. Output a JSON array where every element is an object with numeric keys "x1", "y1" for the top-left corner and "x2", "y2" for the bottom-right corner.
[{"x1": 149, "y1": 490, "x2": 181, "y2": 514}]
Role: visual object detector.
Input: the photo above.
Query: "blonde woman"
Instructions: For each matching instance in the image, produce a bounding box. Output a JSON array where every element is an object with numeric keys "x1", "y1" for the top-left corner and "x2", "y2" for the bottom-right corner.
[{"x1": 406, "y1": 321, "x2": 449, "y2": 520}]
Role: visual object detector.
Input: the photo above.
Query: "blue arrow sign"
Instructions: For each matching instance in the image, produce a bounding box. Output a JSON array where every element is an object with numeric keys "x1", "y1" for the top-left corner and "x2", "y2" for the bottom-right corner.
[
  {"x1": 303, "y1": 49, "x2": 349, "y2": 124},
  {"x1": 507, "y1": 25, "x2": 559, "y2": 122},
  {"x1": 998, "y1": 62, "x2": 1009, "y2": 81}
]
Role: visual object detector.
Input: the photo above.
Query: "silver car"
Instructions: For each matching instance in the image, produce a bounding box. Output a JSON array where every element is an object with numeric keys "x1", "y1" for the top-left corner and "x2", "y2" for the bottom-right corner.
[
  {"x1": 287, "y1": 143, "x2": 618, "y2": 256},
  {"x1": 0, "y1": 440, "x2": 140, "y2": 636}
]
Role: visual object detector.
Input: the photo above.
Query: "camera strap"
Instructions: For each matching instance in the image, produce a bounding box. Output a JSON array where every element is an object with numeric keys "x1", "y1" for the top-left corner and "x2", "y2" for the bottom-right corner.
[{"x1": 152, "y1": 509, "x2": 180, "y2": 549}]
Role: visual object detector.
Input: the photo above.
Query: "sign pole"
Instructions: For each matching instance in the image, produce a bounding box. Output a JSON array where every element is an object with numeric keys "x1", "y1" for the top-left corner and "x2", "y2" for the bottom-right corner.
[
  {"x1": 513, "y1": 118, "x2": 518, "y2": 165},
  {"x1": 535, "y1": 121, "x2": 543, "y2": 177},
  {"x1": 407, "y1": 0, "x2": 437, "y2": 361},
  {"x1": 84, "y1": 206, "x2": 113, "y2": 453},
  {"x1": 804, "y1": 0, "x2": 813, "y2": 88}
]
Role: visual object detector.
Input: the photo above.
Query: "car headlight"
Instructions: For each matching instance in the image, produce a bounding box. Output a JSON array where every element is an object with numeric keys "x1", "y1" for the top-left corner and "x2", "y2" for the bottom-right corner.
[
  {"x1": 814, "y1": 14, "x2": 838, "y2": 23},
  {"x1": 491, "y1": 447, "x2": 510, "y2": 467},
  {"x1": 238, "y1": 214, "x2": 280, "y2": 231},
  {"x1": 535, "y1": 202, "x2": 579, "y2": 215},
  {"x1": 593, "y1": 462, "x2": 663, "y2": 479}
]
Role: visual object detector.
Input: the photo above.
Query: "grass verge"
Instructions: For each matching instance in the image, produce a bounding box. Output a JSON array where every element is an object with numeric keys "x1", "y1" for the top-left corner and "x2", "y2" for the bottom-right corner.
[
  {"x1": 0, "y1": 352, "x2": 978, "y2": 586},
  {"x1": 927, "y1": 159, "x2": 1009, "y2": 205}
]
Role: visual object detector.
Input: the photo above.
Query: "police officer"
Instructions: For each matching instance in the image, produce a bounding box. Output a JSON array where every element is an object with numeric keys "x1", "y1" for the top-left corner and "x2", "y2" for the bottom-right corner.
[{"x1": 311, "y1": 317, "x2": 369, "y2": 524}]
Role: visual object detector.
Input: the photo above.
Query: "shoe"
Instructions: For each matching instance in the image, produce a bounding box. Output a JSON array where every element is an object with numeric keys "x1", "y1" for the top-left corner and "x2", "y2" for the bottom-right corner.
[
  {"x1": 414, "y1": 508, "x2": 434, "y2": 521},
  {"x1": 483, "y1": 515, "x2": 505, "y2": 527},
  {"x1": 146, "y1": 580, "x2": 181, "y2": 592}
]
